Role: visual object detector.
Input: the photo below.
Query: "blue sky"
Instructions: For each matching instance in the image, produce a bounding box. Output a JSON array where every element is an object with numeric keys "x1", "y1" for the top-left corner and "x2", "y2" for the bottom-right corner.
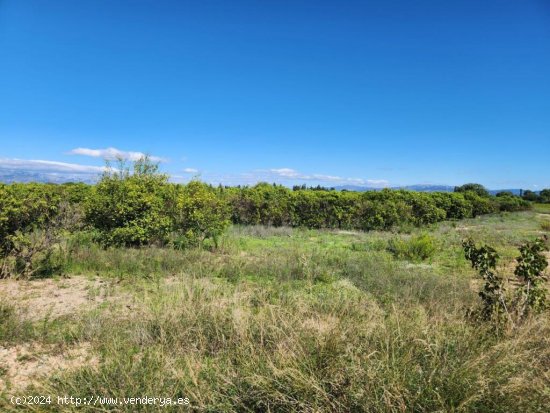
[{"x1": 1, "y1": 0, "x2": 549, "y2": 188}]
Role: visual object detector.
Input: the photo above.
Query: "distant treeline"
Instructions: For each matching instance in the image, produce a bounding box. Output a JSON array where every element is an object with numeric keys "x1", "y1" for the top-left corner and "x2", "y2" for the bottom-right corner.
[
  {"x1": 1, "y1": 158, "x2": 533, "y2": 249},
  {"x1": 518, "y1": 189, "x2": 550, "y2": 203},
  {"x1": 225, "y1": 182, "x2": 530, "y2": 230},
  {"x1": 0, "y1": 158, "x2": 538, "y2": 277}
]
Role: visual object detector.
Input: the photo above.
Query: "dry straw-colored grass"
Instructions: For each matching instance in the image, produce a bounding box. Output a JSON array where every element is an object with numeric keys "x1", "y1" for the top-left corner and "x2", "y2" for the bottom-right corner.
[{"x1": 1, "y1": 213, "x2": 549, "y2": 412}]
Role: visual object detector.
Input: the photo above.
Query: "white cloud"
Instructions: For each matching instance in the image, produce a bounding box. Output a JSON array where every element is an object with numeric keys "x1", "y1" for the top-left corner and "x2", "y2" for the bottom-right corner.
[
  {"x1": 0, "y1": 158, "x2": 107, "y2": 174},
  {"x1": 269, "y1": 168, "x2": 302, "y2": 178},
  {"x1": 69, "y1": 147, "x2": 165, "y2": 162},
  {"x1": 188, "y1": 167, "x2": 388, "y2": 188},
  {"x1": 0, "y1": 158, "x2": 109, "y2": 183},
  {"x1": 265, "y1": 168, "x2": 388, "y2": 187},
  {"x1": 0, "y1": 159, "x2": 388, "y2": 188}
]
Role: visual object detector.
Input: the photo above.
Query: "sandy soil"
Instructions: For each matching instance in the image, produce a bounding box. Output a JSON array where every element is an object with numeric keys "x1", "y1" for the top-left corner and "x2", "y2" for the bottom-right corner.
[
  {"x1": 0, "y1": 276, "x2": 111, "y2": 321},
  {"x1": 0, "y1": 342, "x2": 97, "y2": 393},
  {"x1": 0, "y1": 276, "x2": 113, "y2": 393}
]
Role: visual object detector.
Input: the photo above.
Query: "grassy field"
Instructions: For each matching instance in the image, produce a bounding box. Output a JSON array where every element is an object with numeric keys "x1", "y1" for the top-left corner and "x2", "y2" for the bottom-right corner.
[{"x1": 1, "y1": 210, "x2": 549, "y2": 412}]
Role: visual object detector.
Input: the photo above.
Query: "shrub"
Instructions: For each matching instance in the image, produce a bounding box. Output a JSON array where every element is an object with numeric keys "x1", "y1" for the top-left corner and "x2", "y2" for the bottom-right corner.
[
  {"x1": 462, "y1": 192, "x2": 497, "y2": 217},
  {"x1": 0, "y1": 184, "x2": 59, "y2": 256},
  {"x1": 496, "y1": 195, "x2": 530, "y2": 212},
  {"x1": 514, "y1": 237, "x2": 549, "y2": 315},
  {"x1": 540, "y1": 188, "x2": 550, "y2": 203},
  {"x1": 522, "y1": 190, "x2": 540, "y2": 202},
  {"x1": 432, "y1": 192, "x2": 473, "y2": 219},
  {"x1": 173, "y1": 181, "x2": 230, "y2": 248},
  {"x1": 85, "y1": 157, "x2": 174, "y2": 247},
  {"x1": 463, "y1": 238, "x2": 506, "y2": 323},
  {"x1": 387, "y1": 234, "x2": 436, "y2": 262},
  {"x1": 407, "y1": 193, "x2": 446, "y2": 225},
  {"x1": 463, "y1": 237, "x2": 549, "y2": 326},
  {"x1": 0, "y1": 184, "x2": 73, "y2": 278},
  {"x1": 454, "y1": 183, "x2": 490, "y2": 198}
]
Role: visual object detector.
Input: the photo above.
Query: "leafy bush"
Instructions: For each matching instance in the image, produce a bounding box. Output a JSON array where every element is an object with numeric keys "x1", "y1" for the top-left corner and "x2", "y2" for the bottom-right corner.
[
  {"x1": 462, "y1": 192, "x2": 497, "y2": 217},
  {"x1": 407, "y1": 194, "x2": 446, "y2": 225},
  {"x1": 1, "y1": 175, "x2": 530, "y2": 257},
  {"x1": 495, "y1": 195, "x2": 530, "y2": 212},
  {"x1": 463, "y1": 237, "x2": 549, "y2": 325},
  {"x1": 454, "y1": 183, "x2": 490, "y2": 197},
  {"x1": 432, "y1": 192, "x2": 473, "y2": 219},
  {"x1": 387, "y1": 234, "x2": 437, "y2": 262},
  {"x1": 514, "y1": 237, "x2": 549, "y2": 315},
  {"x1": 522, "y1": 190, "x2": 540, "y2": 202},
  {"x1": 173, "y1": 181, "x2": 230, "y2": 248},
  {"x1": 0, "y1": 184, "x2": 76, "y2": 278},
  {"x1": 0, "y1": 184, "x2": 59, "y2": 255},
  {"x1": 85, "y1": 157, "x2": 174, "y2": 247},
  {"x1": 540, "y1": 188, "x2": 550, "y2": 203}
]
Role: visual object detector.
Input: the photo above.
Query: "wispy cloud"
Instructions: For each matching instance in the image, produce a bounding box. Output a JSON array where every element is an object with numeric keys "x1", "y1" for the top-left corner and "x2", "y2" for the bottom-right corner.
[
  {"x1": 0, "y1": 158, "x2": 106, "y2": 174},
  {"x1": 0, "y1": 158, "x2": 108, "y2": 183},
  {"x1": 179, "y1": 167, "x2": 389, "y2": 187},
  {"x1": 0, "y1": 158, "x2": 388, "y2": 188},
  {"x1": 266, "y1": 168, "x2": 389, "y2": 187},
  {"x1": 68, "y1": 147, "x2": 165, "y2": 162},
  {"x1": 269, "y1": 168, "x2": 301, "y2": 178}
]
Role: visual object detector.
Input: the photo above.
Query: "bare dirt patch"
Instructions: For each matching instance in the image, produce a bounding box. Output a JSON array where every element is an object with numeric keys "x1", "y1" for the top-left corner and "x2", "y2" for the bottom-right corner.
[
  {"x1": 0, "y1": 276, "x2": 112, "y2": 321},
  {"x1": 335, "y1": 230, "x2": 361, "y2": 235},
  {"x1": 0, "y1": 342, "x2": 97, "y2": 393}
]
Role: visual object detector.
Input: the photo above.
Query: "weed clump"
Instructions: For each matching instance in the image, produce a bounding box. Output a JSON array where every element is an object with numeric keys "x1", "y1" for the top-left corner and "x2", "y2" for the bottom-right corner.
[
  {"x1": 387, "y1": 233, "x2": 436, "y2": 262},
  {"x1": 540, "y1": 220, "x2": 550, "y2": 232}
]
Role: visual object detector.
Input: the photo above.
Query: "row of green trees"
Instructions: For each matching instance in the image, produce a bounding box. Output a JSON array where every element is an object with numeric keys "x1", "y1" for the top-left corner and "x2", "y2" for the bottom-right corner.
[
  {"x1": 0, "y1": 159, "x2": 531, "y2": 275},
  {"x1": 521, "y1": 189, "x2": 550, "y2": 203},
  {"x1": 224, "y1": 183, "x2": 528, "y2": 230}
]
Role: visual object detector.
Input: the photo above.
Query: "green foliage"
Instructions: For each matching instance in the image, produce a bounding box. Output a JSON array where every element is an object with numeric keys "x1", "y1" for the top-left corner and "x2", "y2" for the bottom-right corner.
[
  {"x1": 173, "y1": 181, "x2": 230, "y2": 248},
  {"x1": 463, "y1": 238, "x2": 506, "y2": 322},
  {"x1": 0, "y1": 184, "x2": 78, "y2": 278},
  {"x1": 0, "y1": 183, "x2": 60, "y2": 256},
  {"x1": 291, "y1": 190, "x2": 357, "y2": 229},
  {"x1": 387, "y1": 233, "x2": 437, "y2": 262},
  {"x1": 521, "y1": 190, "x2": 540, "y2": 202},
  {"x1": 462, "y1": 192, "x2": 497, "y2": 216},
  {"x1": 227, "y1": 183, "x2": 293, "y2": 226},
  {"x1": 432, "y1": 192, "x2": 473, "y2": 219},
  {"x1": 514, "y1": 237, "x2": 548, "y2": 315},
  {"x1": 455, "y1": 183, "x2": 490, "y2": 197},
  {"x1": 495, "y1": 194, "x2": 530, "y2": 212},
  {"x1": 463, "y1": 237, "x2": 549, "y2": 325},
  {"x1": 2, "y1": 211, "x2": 550, "y2": 412},
  {"x1": 226, "y1": 186, "x2": 513, "y2": 231},
  {"x1": 0, "y1": 173, "x2": 530, "y2": 260},
  {"x1": 540, "y1": 189, "x2": 550, "y2": 203},
  {"x1": 523, "y1": 189, "x2": 550, "y2": 204},
  {"x1": 85, "y1": 157, "x2": 174, "y2": 247},
  {"x1": 407, "y1": 193, "x2": 446, "y2": 225}
]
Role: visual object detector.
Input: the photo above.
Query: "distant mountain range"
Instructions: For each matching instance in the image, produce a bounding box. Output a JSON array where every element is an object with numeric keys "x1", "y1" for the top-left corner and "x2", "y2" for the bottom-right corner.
[
  {"x1": 0, "y1": 169, "x2": 99, "y2": 184},
  {"x1": 333, "y1": 184, "x2": 454, "y2": 192},
  {"x1": 333, "y1": 185, "x2": 525, "y2": 195},
  {"x1": 0, "y1": 169, "x2": 527, "y2": 195}
]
